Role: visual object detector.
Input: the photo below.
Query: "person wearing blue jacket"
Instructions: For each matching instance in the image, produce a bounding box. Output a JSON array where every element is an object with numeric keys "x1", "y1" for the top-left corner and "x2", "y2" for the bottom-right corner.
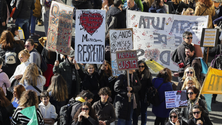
[{"x1": 152, "y1": 68, "x2": 173, "y2": 125}]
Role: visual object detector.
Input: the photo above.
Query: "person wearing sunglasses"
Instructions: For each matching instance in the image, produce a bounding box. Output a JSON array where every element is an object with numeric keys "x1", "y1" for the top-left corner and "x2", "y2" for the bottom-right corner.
[
  {"x1": 166, "y1": 108, "x2": 188, "y2": 125},
  {"x1": 73, "y1": 102, "x2": 99, "y2": 125},
  {"x1": 181, "y1": 76, "x2": 201, "y2": 90},
  {"x1": 180, "y1": 87, "x2": 209, "y2": 123},
  {"x1": 135, "y1": 60, "x2": 152, "y2": 125},
  {"x1": 188, "y1": 105, "x2": 212, "y2": 125}
]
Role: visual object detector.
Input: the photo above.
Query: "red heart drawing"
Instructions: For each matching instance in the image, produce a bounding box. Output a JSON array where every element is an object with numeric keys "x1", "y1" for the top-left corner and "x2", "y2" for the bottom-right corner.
[{"x1": 80, "y1": 12, "x2": 103, "y2": 35}]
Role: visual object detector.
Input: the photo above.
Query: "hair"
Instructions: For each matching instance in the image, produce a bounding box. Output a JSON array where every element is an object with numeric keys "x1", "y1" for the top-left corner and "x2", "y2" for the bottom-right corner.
[
  {"x1": 151, "y1": 0, "x2": 163, "y2": 8},
  {"x1": 181, "y1": 76, "x2": 201, "y2": 90},
  {"x1": 84, "y1": 64, "x2": 97, "y2": 73},
  {"x1": 98, "y1": 87, "x2": 111, "y2": 96},
  {"x1": 0, "y1": 57, "x2": 4, "y2": 66},
  {"x1": 73, "y1": 102, "x2": 97, "y2": 122},
  {"x1": 114, "y1": 0, "x2": 122, "y2": 7},
  {"x1": 20, "y1": 63, "x2": 41, "y2": 87},
  {"x1": 40, "y1": 91, "x2": 50, "y2": 99},
  {"x1": 10, "y1": 25, "x2": 19, "y2": 36},
  {"x1": 190, "y1": 105, "x2": 205, "y2": 118},
  {"x1": 185, "y1": 44, "x2": 195, "y2": 52},
  {"x1": 187, "y1": 86, "x2": 200, "y2": 98},
  {"x1": 102, "y1": 0, "x2": 114, "y2": 9},
  {"x1": 144, "y1": 0, "x2": 154, "y2": 7},
  {"x1": 183, "y1": 8, "x2": 194, "y2": 15},
  {"x1": 47, "y1": 73, "x2": 68, "y2": 102},
  {"x1": 19, "y1": 90, "x2": 39, "y2": 108},
  {"x1": 26, "y1": 38, "x2": 38, "y2": 49},
  {"x1": 102, "y1": 60, "x2": 112, "y2": 77},
  {"x1": 18, "y1": 49, "x2": 30, "y2": 59},
  {"x1": 156, "y1": 68, "x2": 172, "y2": 83},
  {"x1": 182, "y1": 67, "x2": 198, "y2": 80},
  {"x1": 183, "y1": 31, "x2": 192, "y2": 38},
  {"x1": 198, "y1": 0, "x2": 213, "y2": 8},
  {"x1": 77, "y1": 90, "x2": 94, "y2": 100},
  {"x1": 0, "y1": 87, "x2": 11, "y2": 107},
  {"x1": 0, "y1": 30, "x2": 16, "y2": 50},
  {"x1": 11, "y1": 85, "x2": 26, "y2": 102},
  {"x1": 136, "y1": 60, "x2": 151, "y2": 79},
  {"x1": 169, "y1": 108, "x2": 181, "y2": 122}
]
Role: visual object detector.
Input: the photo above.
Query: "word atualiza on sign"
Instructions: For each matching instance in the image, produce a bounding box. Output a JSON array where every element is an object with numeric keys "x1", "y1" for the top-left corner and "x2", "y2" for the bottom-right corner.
[{"x1": 116, "y1": 50, "x2": 138, "y2": 70}]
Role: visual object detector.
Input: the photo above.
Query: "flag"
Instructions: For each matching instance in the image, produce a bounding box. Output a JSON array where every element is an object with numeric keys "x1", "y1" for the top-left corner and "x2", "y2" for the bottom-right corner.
[
  {"x1": 20, "y1": 106, "x2": 38, "y2": 125},
  {"x1": 200, "y1": 67, "x2": 222, "y2": 94}
]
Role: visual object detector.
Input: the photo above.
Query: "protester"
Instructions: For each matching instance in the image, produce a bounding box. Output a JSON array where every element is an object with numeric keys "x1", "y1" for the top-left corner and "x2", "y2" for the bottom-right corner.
[
  {"x1": 0, "y1": 0, "x2": 8, "y2": 35},
  {"x1": 0, "y1": 87, "x2": 14, "y2": 124},
  {"x1": 47, "y1": 73, "x2": 69, "y2": 115},
  {"x1": 53, "y1": 49, "x2": 82, "y2": 99},
  {"x1": 188, "y1": 105, "x2": 212, "y2": 125},
  {"x1": 127, "y1": 0, "x2": 140, "y2": 10},
  {"x1": 39, "y1": 91, "x2": 58, "y2": 125},
  {"x1": 92, "y1": 87, "x2": 116, "y2": 125},
  {"x1": 149, "y1": 0, "x2": 166, "y2": 13},
  {"x1": 135, "y1": 60, "x2": 152, "y2": 125},
  {"x1": 165, "y1": 108, "x2": 188, "y2": 125},
  {"x1": 25, "y1": 39, "x2": 41, "y2": 68},
  {"x1": 114, "y1": 70, "x2": 141, "y2": 125},
  {"x1": 122, "y1": 0, "x2": 143, "y2": 11},
  {"x1": 0, "y1": 30, "x2": 24, "y2": 78},
  {"x1": 9, "y1": 25, "x2": 20, "y2": 40},
  {"x1": 11, "y1": 84, "x2": 26, "y2": 108},
  {"x1": 181, "y1": 76, "x2": 201, "y2": 90},
  {"x1": 152, "y1": 68, "x2": 173, "y2": 125},
  {"x1": 180, "y1": 87, "x2": 208, "y2": 123},
  {"x1": 19, "y1": 63, "x2": 46, "y2": 96},
  {"x1": 194, "y1": 0, "x2": 215, "y2": 28},
  {"x1": 0, "y1": 57, "x2": 11, "y2": 96},
  {"x1": 11, "y1": 90, "x2": 44, "y2": 125},
  {"x1": 101, "y1": 0, "x2": 114, "y2": 12}
]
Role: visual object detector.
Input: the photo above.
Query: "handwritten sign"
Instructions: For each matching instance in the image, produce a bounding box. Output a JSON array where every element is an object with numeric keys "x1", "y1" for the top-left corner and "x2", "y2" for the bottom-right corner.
[
  {"x1": 75, "y1": 10, "x2": 106, "y2": 64},
  {"x1": 200, "y1": 28, "x2": 219, "y2": 47},
  {"x1": 126, "y1": 10, "x2": 208, "y2": 71},
  {"x1": 109, "y1": 28, "x2": 133, "y2": 76},
  {"x1": 46, "y1": 1, "x2": 73, "y2": 55},
  {"x1": 116, "y1": 50, "x2": 138, "y2": 70},
  {"x1": 165, "y1": 90, "x2": 188, "y2": 109}
]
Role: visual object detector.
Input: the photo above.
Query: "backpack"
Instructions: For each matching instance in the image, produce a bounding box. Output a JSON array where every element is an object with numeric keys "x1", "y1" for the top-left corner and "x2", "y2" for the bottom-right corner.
[
  {"x1": 146, "y1": 79, "x2": 165, "y2": 106},
  {"x1": 4, "y1": 48, "x2": 17, "y2": 65},
  {"x1": 211, "y1": 44, "x2": 222, "y2": 70}
]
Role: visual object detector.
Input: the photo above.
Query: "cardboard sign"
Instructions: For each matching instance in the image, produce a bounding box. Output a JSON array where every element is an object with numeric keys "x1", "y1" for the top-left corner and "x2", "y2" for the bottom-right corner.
[
  {"x1": 126, "y1": 10, "x2": 208, "y2": 71},
  {"x1": 165, "y1": 90, "x2": 188, "y2": 109},
  {"x1": 109, "y1": 28, "x2": 134, "y2": 76},
  {"x1": 116, "y1": 50, "x2": 138, "y2": 70},
  {"x1": 46, "y1": 1, "x2": 74, "y2": 55},
  {"x1": 75, "y1": 10, "x2": 106, "y2": 64},
  {"x1": 200, "y1": 28, "x2": 219, "y2": 47}
]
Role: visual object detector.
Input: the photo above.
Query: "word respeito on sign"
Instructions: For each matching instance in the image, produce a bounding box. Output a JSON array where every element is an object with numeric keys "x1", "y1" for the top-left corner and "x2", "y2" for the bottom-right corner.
[{"x1": 116, "y1": 50, "x2": 138, "y2": 70}]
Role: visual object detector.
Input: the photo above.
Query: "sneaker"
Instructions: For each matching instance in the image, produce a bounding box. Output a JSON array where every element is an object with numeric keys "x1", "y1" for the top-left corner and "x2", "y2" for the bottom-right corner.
[{"x1": 37, "y1": 20, "x2": 43, "y2": 26}]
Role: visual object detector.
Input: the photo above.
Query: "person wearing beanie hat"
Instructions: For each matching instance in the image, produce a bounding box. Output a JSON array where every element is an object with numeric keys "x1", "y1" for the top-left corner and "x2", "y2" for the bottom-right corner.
[{"x1": 165, "y1": 108, "x2": 188, "y2": 125}]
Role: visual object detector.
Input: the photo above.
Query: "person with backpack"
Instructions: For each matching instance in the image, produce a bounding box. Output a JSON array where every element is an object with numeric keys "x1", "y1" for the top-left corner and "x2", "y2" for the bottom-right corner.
[
  {"x1": 152, "y1": 68, "x2": 173, "y2": 125},
  {"x1": 0, "y1": 30, "x2": 24, "y2": 78}
]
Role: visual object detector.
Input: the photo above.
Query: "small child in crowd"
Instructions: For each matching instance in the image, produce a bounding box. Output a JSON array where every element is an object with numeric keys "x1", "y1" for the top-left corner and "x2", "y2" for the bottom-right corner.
[{"x1": 39, "y1": 91, "x2": 58, "y2": 125}]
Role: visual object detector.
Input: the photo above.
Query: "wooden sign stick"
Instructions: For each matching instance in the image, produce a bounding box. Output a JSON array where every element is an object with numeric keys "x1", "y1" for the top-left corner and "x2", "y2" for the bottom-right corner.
[
  {"x1": 205, "y1": 47, "x2": 209, "y2": 65},
  {"x1": 127, "y1": 70, "x2": 131, "y2": 102}
]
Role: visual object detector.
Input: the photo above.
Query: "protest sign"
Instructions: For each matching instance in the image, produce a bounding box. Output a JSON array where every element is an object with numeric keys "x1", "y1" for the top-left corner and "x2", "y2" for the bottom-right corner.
[
  {"x1": 126, "y1": 10, "x2": 208, "y2": 71},
  {"x1": 110, "y1": 28, "x2": 134, "y2": 76},
  {"x1": 201, "y1": 67, "x2": 222, "y2": 94},
  {"x1": 116, "y1": 50, "x2": 138, "y2": 70},
  {"x1": 200, "y1": 28, "x2": 219, "y2": 47},
  {"x1": 165, "y1": 90, "x2": 188, "y2": 109},
  {"x1": 46, "y1": 1, "x2": 73, "y2": 55},
  {"x1": 75, "y1": 10, "x2": 106, "y2": 64}
]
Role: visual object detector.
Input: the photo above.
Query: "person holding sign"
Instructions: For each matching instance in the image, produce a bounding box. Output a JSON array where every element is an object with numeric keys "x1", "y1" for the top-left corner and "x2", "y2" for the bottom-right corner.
[
  {"x1": 165, "y1": 108, "x2": 188, "y2": 125},
  {"x1": 152, "y1": 68, "x2": 173, "y2": 125},
  {"x1": 114, "y1": 70, "x2": 141, "y2": 125},
  {"x1": 188, "y1": 105, "x2": 212, "y2": 125},
  {"x1": 180, "y1": 87, "x2": 208, "y2": 123}
]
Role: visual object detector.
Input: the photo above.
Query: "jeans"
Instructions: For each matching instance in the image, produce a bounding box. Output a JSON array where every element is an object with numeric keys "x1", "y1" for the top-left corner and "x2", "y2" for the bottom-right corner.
[
  {"x1": 133, "y1": 101, "x2": 148, "y2": 125},
  {"x1": 29, "y1": 10, "x2": 37, "y2": 34},
  {"x1": 15, "y1": 18, "x2": 29, "y2": 40},
  {"x1": 117, "y1": 99, "x2": 134, "y2": 125}
]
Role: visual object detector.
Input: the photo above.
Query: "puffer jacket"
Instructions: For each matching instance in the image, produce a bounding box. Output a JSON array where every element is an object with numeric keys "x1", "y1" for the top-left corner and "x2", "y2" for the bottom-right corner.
[
  {"x1": 13, "y1": 0, "x2": 35, "y2": 19},
  {"x1": 194, "y1": 2, "x2": 215, "y2": 28},
  {"x1": 33, "y1": 0, "x2": 41, "y2": 18}
]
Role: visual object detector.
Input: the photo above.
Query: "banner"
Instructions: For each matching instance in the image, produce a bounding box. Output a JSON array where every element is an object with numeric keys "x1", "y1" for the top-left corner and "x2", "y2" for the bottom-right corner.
[
  {"x1": 46, "y1": 1, "x2": 74, "y2": 55},
  {"x1": 110, "y1": 28, "x2": 133, "y2": 76},
  {"x1": 126, "y1": 10, "x2": 208, "y2": 71},
  {"x1": 201, "y1": 67, "x2": 222, "y2": 94},
  {"x1": 116, "y1": 50, "x2": 138, "y2": 70},
  {"x1": 165, "y1": 90, "x2": 188, "y2": 109},
  {"x1": 75, "y1": 10, "x2": 106, "y2": 64}
]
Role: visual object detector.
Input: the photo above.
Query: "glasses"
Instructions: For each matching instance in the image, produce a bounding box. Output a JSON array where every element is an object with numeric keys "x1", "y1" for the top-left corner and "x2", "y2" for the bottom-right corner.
[
  {"x1": 193, "y1": 111, "x2": 200, "y2": 115},
  {"x1": 82, "y1": 108, "x2": 89, "y2": 111},
  {"x1": 139, "y1": 66, "x2": 145, "y2": 68},
  {"x1": 25, "y1": 45, "x2": 30, "y2": 48},
  {"x1": 186, "y1": 37, "x2": 193, "y2": 39},
  {"x1": 186, "y1": 71, "x2": 193, "y2": 74},
  {"x1": 187, "y1": 92, "x2": 194, "y2": 95},
  {"x1": 170, "y1": 115, "x2": 177, "y2": 118}
]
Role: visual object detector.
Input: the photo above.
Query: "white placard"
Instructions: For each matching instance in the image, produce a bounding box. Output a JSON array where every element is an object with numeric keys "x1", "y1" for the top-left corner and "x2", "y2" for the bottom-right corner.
[{"x1": 165, "y1": 90, "x2": 188, "y2": 109}]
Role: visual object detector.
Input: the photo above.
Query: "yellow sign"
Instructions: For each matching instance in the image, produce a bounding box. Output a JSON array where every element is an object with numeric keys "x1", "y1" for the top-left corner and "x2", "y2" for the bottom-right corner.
[
  {"x1": 145, "y1": 60, "x2": 164, "y2": 73},
  {"x1": 201, "y1": 67, "x2": 222, "y2": 94}
]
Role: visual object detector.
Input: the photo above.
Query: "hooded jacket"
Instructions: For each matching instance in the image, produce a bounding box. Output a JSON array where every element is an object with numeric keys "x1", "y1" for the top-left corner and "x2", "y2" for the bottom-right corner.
[{"x1": 39, "y1": 102, "x2": 58, "y2": 125}]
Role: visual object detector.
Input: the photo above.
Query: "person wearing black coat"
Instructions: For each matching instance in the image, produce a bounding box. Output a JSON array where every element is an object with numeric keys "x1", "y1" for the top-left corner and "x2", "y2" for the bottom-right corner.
[
  {"x1": 165, "y1": 108, "x2": 188, "y2": 125},
  {"x1": 134, "y1": 60, "x2": 152, "y2": 125},
  {"x1": 114, "y1": 70, "x2": 141, "y2": 125},
  {"x1": 0, "y1": 0, "x2": 8, "y2": 35}
]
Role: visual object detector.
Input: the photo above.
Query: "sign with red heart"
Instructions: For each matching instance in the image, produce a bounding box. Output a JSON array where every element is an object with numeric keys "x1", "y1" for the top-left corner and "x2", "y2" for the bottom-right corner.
[{"x1": 80, "y1": 12, "x2": 104, "y2": 35}]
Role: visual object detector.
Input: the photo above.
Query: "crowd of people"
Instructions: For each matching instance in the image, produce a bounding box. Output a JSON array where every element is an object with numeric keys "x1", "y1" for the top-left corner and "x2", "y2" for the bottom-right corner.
[{"x1": 0, "y1": 0, "x2": 221, "y2": 124}]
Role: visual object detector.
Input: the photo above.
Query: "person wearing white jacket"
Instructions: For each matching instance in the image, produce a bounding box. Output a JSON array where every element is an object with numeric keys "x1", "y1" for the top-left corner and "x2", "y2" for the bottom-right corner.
[{"x1": 39, "y1": 91, "x2": 58, "y2": 125}]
